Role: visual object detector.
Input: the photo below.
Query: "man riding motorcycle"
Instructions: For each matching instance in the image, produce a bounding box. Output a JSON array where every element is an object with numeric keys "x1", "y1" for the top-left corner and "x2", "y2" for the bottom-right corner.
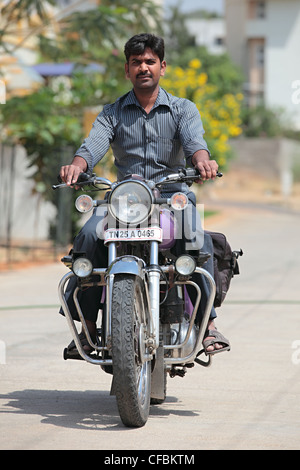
[{"x1": 59, "y1": 33, "x2": 230, "y2": 357}]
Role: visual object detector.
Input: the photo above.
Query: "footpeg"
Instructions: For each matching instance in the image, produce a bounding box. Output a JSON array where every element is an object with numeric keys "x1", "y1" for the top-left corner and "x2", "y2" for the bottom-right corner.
[
  {"x1": 63, "y1": 348, "x2": 96, "y2": 361},
  {"x1": 63, "y1": 348, "x2": 84, "y2": 360},
  {"x1": 169, "y1": 363, "x2": 194, "y2": 378}
]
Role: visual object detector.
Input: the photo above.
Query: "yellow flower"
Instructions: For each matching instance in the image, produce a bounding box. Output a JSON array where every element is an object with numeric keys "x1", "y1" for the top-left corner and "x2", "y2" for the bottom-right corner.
[
  {"x1": 174, "y1": 67, "x2": 185, "y2": 78},
  {"x1": 211, "y1": 129, "x2": 220, "y2": 138},
  {"x1": 189, "y1": 59, "x2": 202, "y2": 69},
  {"x1": 197, "y1": 73, "x2": 208, "y2": 86},
  {"x1": 215, "y1": 141, "x2": 229, "y2": 153},
  {"x1": 218, "y1": 156, "x2": 226, "y2": 166},
  {"x1": 161, "y1": 62, "x2": 242, "y2": 169},
  {"x1": 229, "y1": 125, "x2": 242, "y2": 136}
]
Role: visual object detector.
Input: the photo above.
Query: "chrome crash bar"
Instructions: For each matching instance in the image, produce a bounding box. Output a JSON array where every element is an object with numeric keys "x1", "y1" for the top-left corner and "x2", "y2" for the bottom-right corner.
[{"x1": 58, "y1": 266, "x2": 215, "y2": 367}]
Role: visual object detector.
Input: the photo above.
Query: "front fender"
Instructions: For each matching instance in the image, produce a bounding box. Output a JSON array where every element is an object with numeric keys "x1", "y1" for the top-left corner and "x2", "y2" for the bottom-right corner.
[{"x1": 107, "y1": 255, "x2": 145, "y2": 280}]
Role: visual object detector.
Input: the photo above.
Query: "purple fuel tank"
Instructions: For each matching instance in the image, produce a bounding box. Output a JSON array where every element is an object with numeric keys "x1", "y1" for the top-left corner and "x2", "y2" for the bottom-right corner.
[{"x1": 159, "y1": 209, "x2": 177, "y2": 251}]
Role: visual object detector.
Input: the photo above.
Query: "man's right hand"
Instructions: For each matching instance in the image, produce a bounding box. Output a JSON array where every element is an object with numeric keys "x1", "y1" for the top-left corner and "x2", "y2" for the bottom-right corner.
[{"x1": 60, "y1": 156, "x2": 87, "y2": 186}]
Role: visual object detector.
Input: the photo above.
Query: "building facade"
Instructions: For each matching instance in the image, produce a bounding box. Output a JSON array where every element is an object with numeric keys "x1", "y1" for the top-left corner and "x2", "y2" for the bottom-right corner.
[
  {"x1": 186, "y1": 18, "x2": 225, "y2": 55},
  {"x1": 225, "y1": 0, "x2": 300, "y2": 129}
]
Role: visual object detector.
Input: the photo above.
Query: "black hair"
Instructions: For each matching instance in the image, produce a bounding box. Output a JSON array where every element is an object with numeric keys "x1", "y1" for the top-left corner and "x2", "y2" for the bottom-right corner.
[{"x1": 124, "y1": 33, "x2": 165, "y2": 63}]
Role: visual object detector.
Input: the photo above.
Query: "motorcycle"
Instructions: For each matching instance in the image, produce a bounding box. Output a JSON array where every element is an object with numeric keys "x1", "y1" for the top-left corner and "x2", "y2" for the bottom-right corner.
[{"x1": 53, "y1": 168, "x2": 228, "y2": 427}]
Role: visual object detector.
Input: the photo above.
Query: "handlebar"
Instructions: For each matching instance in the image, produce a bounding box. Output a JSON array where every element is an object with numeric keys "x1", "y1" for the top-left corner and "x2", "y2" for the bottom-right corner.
[
  {"x1": 52, "y1": 173, "x2": 112, "y2": 190},
  {"x1": 156, "y1": 168, "x2": 222, "y2": 187},
  {"x1": 52, "y1": 168, "x2": 222, "y2": 190}
]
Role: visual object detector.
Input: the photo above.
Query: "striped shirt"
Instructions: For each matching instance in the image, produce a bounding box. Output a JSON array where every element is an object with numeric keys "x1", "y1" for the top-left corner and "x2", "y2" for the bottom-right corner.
[{"x1": 75, "y1": 87, "x2": 209, "y2": 192}]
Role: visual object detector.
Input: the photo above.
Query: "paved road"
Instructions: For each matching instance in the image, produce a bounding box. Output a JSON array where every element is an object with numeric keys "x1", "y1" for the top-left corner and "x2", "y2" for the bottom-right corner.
[{"x1": 0, "y1": 203, "x2": 300, "y2": 450}]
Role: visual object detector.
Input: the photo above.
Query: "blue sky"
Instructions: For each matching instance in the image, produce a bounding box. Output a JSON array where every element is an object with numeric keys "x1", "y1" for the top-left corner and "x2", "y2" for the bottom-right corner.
[{"x1": 163, "y1": 0, "x2": 224, "y2": 14}]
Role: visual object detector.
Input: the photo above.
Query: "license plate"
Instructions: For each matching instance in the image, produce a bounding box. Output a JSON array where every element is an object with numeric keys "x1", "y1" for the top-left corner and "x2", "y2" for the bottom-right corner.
[{"x1": 104, "y1": 227, "x2": 162, "y2": 243}]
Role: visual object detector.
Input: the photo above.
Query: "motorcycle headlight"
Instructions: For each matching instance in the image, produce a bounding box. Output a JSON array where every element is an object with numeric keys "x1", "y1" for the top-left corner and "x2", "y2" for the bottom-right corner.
[
  {"x1": 109, "y1": 181, "x2": 153, "y2": 225},
  {"x1": 73, "y1": 257, "x2": 93, "y2": 278},
  {"x1": 175, "y1": 255, "x2": 197, "y2": 276}
]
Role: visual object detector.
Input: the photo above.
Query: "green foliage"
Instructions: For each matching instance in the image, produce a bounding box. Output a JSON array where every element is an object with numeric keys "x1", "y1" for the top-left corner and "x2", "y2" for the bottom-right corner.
[
  {"x1": 162, "y1": 59, "x2": 243, "y2": 169},
  {"x1": 1, "y1": 86, "x2": 83, "y2": 240},
  {"x1": 38, "y1": 0, "x2": 162, "y2": 63},
  {"x1": 0, "y1": 0, "x2": 246, "y2": 242},
  {"x1": 194, "y1": 47, "x2": 244, "y2": 97},
  {"x1": 3, "y1": 87, "x2": 82, "y2": 146},
  {"x1": 1, "y1": 0, "x2": 163, "y2": 242},
  {"x1": 241, "y1": 105, "x2": 284, "y2": 137}
]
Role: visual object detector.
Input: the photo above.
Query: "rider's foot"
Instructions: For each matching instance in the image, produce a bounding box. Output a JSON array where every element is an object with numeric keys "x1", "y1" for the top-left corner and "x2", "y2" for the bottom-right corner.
[
  {"x1": 80, "y1": 320, "x2": 97, "y2": 351},
  {"x1": 84, "y1": 320, "x2": 97, "y2": 338},
  {"x1": 67, "y1": 321, "x2": 97, "y2": 355},
  {"x1": 203, "y1": 320, "x2": 230, "y2": 354}
]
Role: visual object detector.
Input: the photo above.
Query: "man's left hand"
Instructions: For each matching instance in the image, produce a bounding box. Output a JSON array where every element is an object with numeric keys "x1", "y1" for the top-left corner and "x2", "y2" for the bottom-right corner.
[{"x1": 191, "y1": 149, "x2": 219, "y2": 182}]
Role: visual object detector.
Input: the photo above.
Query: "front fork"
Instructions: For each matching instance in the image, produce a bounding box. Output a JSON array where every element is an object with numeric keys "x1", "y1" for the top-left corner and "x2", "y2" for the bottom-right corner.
[
  {"x1": 147, "y1": 240, "x2": 161, "y2": 351},
  {"x1": 107, "y1": 240, "x2": 161, "y2": 354}
]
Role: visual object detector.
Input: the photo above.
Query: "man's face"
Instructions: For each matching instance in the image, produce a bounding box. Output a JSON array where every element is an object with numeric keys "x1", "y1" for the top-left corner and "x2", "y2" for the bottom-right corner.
[{"x1": 125, "y1": 48, "x2": 166, "y2": 91}]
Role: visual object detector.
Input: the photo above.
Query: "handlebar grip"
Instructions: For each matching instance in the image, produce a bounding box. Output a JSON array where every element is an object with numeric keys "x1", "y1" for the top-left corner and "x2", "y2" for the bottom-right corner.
[
  {"x1": 77, "y1": 172, "x2": 91, "y2": 183},
  {"x1": 52, "y1": 171, "x2": 93, "y2": 190},
  {"x1": 184, "y1": 168, "x2": 223, "y2": 178}
]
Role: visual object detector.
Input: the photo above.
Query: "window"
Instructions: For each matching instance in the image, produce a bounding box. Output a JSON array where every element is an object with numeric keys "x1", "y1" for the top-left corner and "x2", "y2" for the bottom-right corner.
[
  {"x1": 214, "y1": 37, "x2": 224, "y2": 46},
  {"x1": 248, "y1": 0, "x2": 266, "y2": 19},
  {"x1": 256, "y1": 43, "x2": 265, "y2": 68},
  {"x1": 256, "y1": 1, "x2": 266, "y2": 19}
]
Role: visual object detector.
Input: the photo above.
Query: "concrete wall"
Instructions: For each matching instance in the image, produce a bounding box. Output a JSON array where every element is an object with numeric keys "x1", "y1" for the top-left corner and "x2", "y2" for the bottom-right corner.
[
  {"x1": 263, "y1": 1, "x2": 300, "y2": 129},
  {"x1": 229, "y1": 137, "x2": 300, "y2": 196},
  {"x1": 0, "y1": 144, "x2": 56, "y2": 242}
]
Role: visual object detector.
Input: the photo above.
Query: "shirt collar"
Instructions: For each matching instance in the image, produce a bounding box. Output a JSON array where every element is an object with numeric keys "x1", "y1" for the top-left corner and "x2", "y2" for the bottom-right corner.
[{"x1": 121, "y1": 87, "x2": 171, "y2": 110}]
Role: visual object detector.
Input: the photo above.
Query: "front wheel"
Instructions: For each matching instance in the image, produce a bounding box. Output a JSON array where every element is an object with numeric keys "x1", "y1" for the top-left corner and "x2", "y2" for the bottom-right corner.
[{"x1": 111, "y1": 274, "x2": 151, "y2": 427}]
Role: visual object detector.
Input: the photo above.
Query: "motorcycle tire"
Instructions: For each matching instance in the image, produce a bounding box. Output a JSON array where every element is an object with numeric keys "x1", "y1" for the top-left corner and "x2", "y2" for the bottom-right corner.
[{"x1": 111, "y1": 274, "x2": 151, "y2": 427}]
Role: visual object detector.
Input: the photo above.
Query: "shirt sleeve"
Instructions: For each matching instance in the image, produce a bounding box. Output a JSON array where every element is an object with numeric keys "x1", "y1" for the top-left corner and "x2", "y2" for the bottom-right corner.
[
  {"x1": 74, "y1": 105, "x2": 115, "y2": 172},
  {"x1": 178, "y1": 100, "x2": 210, "y2": 167}
]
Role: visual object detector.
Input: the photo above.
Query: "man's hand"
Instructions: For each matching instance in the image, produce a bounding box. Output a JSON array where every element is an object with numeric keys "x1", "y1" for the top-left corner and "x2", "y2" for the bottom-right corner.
[
  {"x1": 191, "y1": 149, "x2": 218, "y2": 182},
  {"x1": 60, "y1": 156, "x2": 87, "y2": 186}
]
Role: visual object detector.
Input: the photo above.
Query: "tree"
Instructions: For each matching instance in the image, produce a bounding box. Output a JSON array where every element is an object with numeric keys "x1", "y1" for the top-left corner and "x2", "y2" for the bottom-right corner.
[
  {"x1": 0, "y1": 0, "x2": 163, "y2": 242},
  {"x1": 164, "y1": 3, "x2": 196, "y2": 63},
  {"x1": 162, "y1": 59, "x2": 243, "y2": 168},
  {"x1": 0, "y1": 0, "x2": 56, "y2": 53},
  {"x1": 163, "y1": 6, "x2": 243, "y2": 168}
]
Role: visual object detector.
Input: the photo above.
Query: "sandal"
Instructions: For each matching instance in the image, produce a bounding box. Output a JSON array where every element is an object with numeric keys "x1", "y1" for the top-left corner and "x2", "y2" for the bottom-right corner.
[
  {"x1": 66, "y1": 331, "x2": 95, "y2": 357},
  {"x1": 201, "y1": 329, "x2": 231, "y2": 356}
]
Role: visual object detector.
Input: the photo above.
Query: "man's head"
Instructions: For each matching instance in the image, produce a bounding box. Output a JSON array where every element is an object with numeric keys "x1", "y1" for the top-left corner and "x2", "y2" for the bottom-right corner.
[
  {"x1": 124, "y1": 33, "x2": 165, "y2": 64},
  {"x1": 124, "y1": 33, "x2": 166, "y2": 92}
]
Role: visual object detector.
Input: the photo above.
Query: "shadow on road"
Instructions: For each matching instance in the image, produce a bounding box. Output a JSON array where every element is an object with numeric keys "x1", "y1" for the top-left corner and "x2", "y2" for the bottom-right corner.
[{"x1": 0, "y1": 389, "x2": 199, "y2": 430}]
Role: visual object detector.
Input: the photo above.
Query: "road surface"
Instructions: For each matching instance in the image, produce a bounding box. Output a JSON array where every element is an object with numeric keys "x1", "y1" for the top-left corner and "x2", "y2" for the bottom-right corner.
[{"x1": 0, "y1": 203, "x2": 300, "y2": 450}]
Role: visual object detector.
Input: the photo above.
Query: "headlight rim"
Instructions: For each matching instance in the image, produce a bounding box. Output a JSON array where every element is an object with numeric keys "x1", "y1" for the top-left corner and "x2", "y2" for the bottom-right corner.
[{"x1": 108, "y1": 180, "x2": 154, "y2": 225}]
